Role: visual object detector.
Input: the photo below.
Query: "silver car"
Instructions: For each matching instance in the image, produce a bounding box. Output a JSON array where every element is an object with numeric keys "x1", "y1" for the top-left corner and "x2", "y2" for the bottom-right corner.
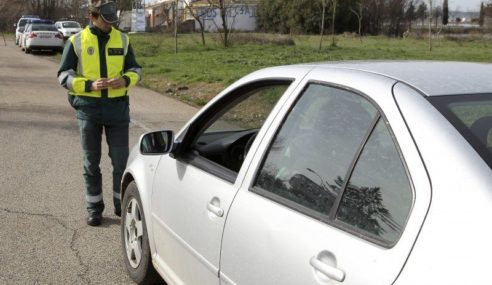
[
  {"x1": 54, "y1": 21, "x2": 82, "y2": 40},
  {"x1": 121, "y1": 61, "x2": 492, "y2": 285}
]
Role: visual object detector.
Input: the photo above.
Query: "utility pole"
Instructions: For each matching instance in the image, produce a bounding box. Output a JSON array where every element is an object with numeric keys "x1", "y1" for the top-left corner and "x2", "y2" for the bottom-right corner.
[
  {"x1": 428, "y1": 0, "x2": 433, "y2": 51},
  {"x1": 174, "y1": 0, "x2": 178, "y2": 54}
]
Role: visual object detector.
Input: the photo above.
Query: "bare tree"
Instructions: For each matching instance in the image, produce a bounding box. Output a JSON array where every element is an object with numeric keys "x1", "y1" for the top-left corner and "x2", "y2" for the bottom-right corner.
[
  {"x1": 174, "y1": 0, "x2": 178, "y2": 54},
  {"x1": 331, "y1": 0, "x2": 337, "y2": 47},
  {"x1": 479, "y1": 2, "x2": 485, "y2": 27},
  {"x1": 29, "y1": 0, "x2": 59, "y2": 19},
  {"x1": 350, "y1": 0, "x2": 367, "y2": 42},
  {"x1": 185, "y1": 0, "x2": 207, "y2": 45},
  {"x1": 416, "y1": 1, "x2": 428, "y2": 26},
  {"x1": 207, "y1": 0, "x2": 231, "y2": 47},
  {"x1": 433, "y1": 5, "x2": 442, "y2": 27},
  {"x1": 319, "y1": 0, "x2": 328, "y2": 51},
  {"x1": 405, "y1": 1, "x2": 416, "y2": 32},
  {"x1": 428, "y1": 0, "x2": 433, "y2": 51}
]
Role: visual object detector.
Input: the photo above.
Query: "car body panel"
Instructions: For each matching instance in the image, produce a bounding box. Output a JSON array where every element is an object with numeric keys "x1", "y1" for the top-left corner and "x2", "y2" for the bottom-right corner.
[
  {"x1": 150, "y1": 157, "x2": 234, "y2": 285},
  {"x1": 19, "y1": 23, "x2": 32, "y2": 50},
  {"x1": 220, "y1": 68, "x2": 432, "y2": 284},
  {"x1": 393, "y1": 83, "x2": 492, "y2": 284},
  {"x1": 302, "y1": 61, "x2": 492, "y2": 96},
  {"x1": 26, "y1": 32, "x2": 64, "y2": 51}
]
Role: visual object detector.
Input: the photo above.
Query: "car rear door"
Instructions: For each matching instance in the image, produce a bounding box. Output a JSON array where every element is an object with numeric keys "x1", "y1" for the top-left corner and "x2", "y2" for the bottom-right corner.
[{"x1": 219, "y1": 68, "x2": 431, "y2": 285}]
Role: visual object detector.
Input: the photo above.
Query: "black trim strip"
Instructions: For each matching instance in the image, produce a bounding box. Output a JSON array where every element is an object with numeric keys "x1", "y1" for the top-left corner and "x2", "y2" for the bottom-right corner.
[{"x1": 329, "y1": 115, "x2": 381, "y2": 220}]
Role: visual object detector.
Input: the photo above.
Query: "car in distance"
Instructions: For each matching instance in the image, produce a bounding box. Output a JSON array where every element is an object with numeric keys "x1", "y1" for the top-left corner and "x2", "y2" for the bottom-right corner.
[
  {"x1": 23, "y1": 24, "x2": 64, "y2": 53},
  {"x1": 19, "y1": 23, "x2": 33, "y2": 51},
  {"x1": 19, "y1": 18, "x2": 55, "y2": 50},
  {"x1": 120, "y1": 61, "x2": 492, "y2": 285},
  {"x1": 19, "y1": 20, "x2": 51, "y2": 51},
  {"x1": 15, "y1": 15, "x2": 39, "y2": 46},
  {"x1": 54, "y1": 21, "x2": 82, "y2": 40}
]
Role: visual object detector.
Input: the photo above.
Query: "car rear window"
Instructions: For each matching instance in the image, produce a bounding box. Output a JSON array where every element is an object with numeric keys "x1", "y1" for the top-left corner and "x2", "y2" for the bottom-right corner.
[
  {"x1": 428, "y1": 94, "x2": 492, "y2": 168},
  {"x1": 62, "y1": 22, "x2": 80, "y2": 28},
  {"x1": 32, "y1": 25, "x2": 58, "y2": 31}
]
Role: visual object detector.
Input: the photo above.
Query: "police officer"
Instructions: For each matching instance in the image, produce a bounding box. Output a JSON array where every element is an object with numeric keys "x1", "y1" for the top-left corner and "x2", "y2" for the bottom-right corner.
[{"x1": 57, "y1": 0, "x2": 141, "y2": 226}]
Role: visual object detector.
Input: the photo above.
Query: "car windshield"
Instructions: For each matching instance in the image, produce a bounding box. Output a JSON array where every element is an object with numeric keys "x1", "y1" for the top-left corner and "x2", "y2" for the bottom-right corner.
[
  {"x1": 428, "y1": 94, "x2": 492, "y2": 168},
  {"x1": 62, "y1": 22, "x2": 80, "y2": 28},
  {"x1": 32, "y1": 25, "x2": 58, "y2": 31},
  {"x1": 19, "y1": 19, "x2": 29, "y2": 27}
]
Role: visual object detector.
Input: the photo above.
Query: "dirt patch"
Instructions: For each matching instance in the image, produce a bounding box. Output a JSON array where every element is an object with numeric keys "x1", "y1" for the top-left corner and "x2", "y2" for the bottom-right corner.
[{"x1": 140, "y1": 75, "x2": 224, "y2": 107}]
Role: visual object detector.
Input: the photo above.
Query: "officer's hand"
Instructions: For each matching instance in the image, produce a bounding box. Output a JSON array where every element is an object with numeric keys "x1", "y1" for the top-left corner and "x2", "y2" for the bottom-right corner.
[
  {"x1": 92, "y1": 78, "x2": 109, "y2": 91},
  {"x1": 108, "y1": 78, "x2": 126, "y2": 89}
]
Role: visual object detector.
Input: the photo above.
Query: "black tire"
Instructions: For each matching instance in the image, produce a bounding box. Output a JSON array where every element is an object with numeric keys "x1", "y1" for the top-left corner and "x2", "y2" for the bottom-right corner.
[
  {"x1": 121, "y1": 181, "x2": 162, "y2": 285},
  {"x1": 25, "y1": 47, "x2": 31, "y2": 54}
]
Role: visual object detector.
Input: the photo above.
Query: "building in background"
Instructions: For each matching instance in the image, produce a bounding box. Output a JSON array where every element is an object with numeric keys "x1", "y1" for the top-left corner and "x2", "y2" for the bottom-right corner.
[
  {"x1": 189, "y1": 0, "x2": 257, "y2": 32},
  {"x1": 144, "y1": 0, "x2": 258, "y2": 32},
  {"x1": 131, "y1": 0, "x2": 146, "y2": 32}
]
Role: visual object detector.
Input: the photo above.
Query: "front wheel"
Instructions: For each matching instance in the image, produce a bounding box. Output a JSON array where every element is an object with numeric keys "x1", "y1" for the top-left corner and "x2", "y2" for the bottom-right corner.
[{"x1": 121, "y1": 181, "x2": 162, "y2": 284}]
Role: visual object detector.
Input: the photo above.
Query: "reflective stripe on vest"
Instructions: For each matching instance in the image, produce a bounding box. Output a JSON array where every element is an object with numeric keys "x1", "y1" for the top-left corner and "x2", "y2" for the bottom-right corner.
[{"x1": 70, "y1": 27, "x2": 129, "y2": 98}]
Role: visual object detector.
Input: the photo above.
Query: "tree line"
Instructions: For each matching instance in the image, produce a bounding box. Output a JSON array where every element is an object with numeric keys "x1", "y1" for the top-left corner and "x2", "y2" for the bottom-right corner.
[
  {"x1": 1, "y1": 0, "x2": 490, "y2": 37},
  {"x1": 257, "y1": 0, "x2": 489, "y2": 37}
]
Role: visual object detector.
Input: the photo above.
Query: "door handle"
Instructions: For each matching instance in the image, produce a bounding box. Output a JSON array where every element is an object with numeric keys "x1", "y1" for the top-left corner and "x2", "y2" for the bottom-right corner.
[
  {"x1": 309, "y1": 256, "x2": 345, "y2": 282},
  {"x1": 207, "y1": 202, "x2": 224, "y2": 217}
]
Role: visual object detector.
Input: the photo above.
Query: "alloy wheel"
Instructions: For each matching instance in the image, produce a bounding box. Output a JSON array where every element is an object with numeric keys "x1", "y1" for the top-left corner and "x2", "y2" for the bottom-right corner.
[{"x1": 124, "y1": 197, "x2": 144, "y2": 269}]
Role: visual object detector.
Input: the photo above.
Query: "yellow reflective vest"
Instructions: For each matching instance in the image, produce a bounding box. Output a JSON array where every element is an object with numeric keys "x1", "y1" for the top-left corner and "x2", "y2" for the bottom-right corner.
[{"x1": 68, "y1": 27, "x2": 139, "y2": 98}]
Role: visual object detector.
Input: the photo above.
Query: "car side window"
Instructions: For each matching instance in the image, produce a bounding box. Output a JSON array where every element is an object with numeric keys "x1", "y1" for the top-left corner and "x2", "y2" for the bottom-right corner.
[
  {"x1": 336, "y1": 120, "x2": 412, "y2": 244},
  {"x1": 191, "y1": 82, "x2": 291, "y2": 175},
  {"x1": 254, "y1": 83, "x2": 413, "y2": 246}
]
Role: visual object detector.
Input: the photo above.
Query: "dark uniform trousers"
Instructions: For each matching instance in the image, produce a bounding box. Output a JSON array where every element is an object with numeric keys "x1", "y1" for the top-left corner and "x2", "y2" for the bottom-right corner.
[{"x1": 79, "y1": 118, "x2": 129, "y2": 215}]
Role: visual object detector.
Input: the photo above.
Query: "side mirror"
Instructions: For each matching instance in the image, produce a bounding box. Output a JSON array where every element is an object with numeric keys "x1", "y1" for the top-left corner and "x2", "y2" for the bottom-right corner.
[
  {"x1": 140, "y1": 130, "x2": 174, "y2": 155},
  {"x1": 14, "y1": 23, "x2": 17, "y2": 28}
]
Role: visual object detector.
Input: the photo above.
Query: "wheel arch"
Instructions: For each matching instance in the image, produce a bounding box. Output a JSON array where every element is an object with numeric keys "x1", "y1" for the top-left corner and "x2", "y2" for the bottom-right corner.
[{"x1": 121, "y1": 171, "x2": 135, "y2": 202}]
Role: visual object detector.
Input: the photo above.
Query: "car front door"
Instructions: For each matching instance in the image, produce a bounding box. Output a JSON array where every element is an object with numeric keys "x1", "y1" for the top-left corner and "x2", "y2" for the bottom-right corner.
[
  {"x1": 150, "y1": 78, "x2": 299, "y2": 285},
  {"x1": 220, "y1": 70, "x2": 431, "y2": 284}
]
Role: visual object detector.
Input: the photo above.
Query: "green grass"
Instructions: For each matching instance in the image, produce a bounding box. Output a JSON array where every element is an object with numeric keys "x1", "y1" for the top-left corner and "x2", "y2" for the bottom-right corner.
[
  {"x1": 130, "y1": 33, "x2": 492, "y2": 104},
  {"x1": 40, "y1": 31, "x2": 492, "y2": 105}
]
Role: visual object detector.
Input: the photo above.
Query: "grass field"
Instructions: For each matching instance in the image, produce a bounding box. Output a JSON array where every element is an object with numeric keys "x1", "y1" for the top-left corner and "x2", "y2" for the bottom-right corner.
[{"x1": 129, "y1": 32, "x2": 492, "y2": 106}]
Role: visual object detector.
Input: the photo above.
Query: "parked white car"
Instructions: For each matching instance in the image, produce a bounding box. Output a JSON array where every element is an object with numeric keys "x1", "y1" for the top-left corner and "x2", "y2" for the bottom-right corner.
[
  {"x1": 54, "y1": 21, "x2": 82, "y2": 40},
  {"x1": 15, "y1": 16, "x2": 39, "y2": 46},
  {"x1": 120, "y1": 61, "x2": 492, "y2": 285},
  {"x1": 23, "y1": 24, "x2": 64, "y2": 53}
]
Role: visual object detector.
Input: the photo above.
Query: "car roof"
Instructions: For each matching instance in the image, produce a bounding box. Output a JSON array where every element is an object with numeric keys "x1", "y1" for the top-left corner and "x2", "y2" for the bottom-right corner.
[
  {"x1": 296, "y1": 61, "x2": 492, "y2": 96},
  {"x1": 27, "y1": 19, "x2": 53, "y2": 24},
  {"x1": 18, "y1": 18, "x2": 39, "y2": 23}
]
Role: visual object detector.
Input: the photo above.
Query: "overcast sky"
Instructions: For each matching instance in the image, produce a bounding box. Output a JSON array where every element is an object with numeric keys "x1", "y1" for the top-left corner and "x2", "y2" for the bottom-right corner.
[{"x1": 446, "y1": 0, "x2": 483, "y2": 11}]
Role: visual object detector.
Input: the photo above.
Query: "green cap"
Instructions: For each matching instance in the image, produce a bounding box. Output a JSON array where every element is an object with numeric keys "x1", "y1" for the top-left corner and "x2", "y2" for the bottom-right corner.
[{"x1": 88, "y1": 0, "x2": 118, "y2": 24}]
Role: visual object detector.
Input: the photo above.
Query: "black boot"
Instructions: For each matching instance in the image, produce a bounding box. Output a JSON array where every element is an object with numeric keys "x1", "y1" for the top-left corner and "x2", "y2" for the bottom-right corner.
[{"x1": 87, "y1": 213, "x2": 102, "y2": 226}]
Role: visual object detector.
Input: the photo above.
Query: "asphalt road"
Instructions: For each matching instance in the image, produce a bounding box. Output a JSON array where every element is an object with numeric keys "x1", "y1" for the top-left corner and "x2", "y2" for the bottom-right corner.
[{"x1": 0, "y1": 39, "x2": 198, "y2": 284}]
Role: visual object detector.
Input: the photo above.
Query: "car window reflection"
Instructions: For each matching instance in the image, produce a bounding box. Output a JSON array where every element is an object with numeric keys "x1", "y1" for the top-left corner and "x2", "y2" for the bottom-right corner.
[
  {"x1": 255, "y1": 83, "x2": 413, "y2": 245},
  {"x1": 256, "y1": 85, "x2": 376, "y2": 213}
]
